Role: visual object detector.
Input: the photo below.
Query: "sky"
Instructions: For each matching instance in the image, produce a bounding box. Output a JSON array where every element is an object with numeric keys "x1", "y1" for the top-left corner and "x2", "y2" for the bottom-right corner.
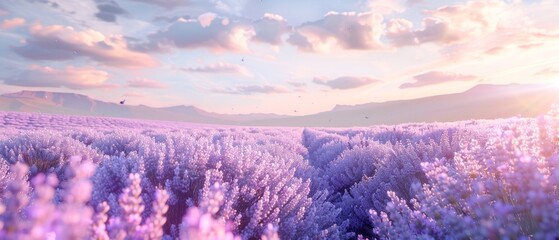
[{"x1": 0, "y1": 0, "x2": 558, "y2": 115}]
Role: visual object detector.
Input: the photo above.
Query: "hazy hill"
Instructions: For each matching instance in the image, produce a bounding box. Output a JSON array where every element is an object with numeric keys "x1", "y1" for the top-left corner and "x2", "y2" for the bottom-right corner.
[
  {"x1": 1, "y1": 84, "x2": 557, "y2": 127},
  {"x1": 246, "y1": 84, "x2": 559, "y2": 127}
]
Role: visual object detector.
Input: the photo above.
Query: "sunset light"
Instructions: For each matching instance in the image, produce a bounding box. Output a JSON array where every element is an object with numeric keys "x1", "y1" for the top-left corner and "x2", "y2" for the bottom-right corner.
[{"x1": 1, "y1": 1, "x2": 559, "y2": 239}]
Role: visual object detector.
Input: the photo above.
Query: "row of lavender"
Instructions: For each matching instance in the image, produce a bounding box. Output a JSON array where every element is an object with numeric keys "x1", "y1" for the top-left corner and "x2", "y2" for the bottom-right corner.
[{"x1": 0, "y1": 108, "x2": 558, "y2": 239}]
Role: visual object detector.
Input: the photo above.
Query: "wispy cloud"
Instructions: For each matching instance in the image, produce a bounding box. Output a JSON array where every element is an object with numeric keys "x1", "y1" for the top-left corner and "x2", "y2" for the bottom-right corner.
[
  {"x1": 3, "y1": 65, "x2": 115, "y2": 89},
  {"x1": 127, "y1": 78, "x2": 166, "y2": 88},
  {"x1": 12, "y1": 23, "x2": 157, "y2": 68},
  {"x1": 25, "y1": 0, "x2": 59, "y2": 9},
  {"x1": 1, "y1": 18, "x2": 26, "y2": 29},
  {"x1": 386, "y1": 0, "x2": 507, "y2": 47},
  {"x1": 183, "y1": 62, "x2": 250, "y2": 76},
  {"x1": 535, "y1": 67, "x2": 559, "y2": 76},
  {"x1": 197, "y1": 12, "x2": 217, "y2": 27},
  {"x1": 400, "y1": 71, "x2": 477, "y2": 89},
  {"x1": 214, "y1": 84, "x2": 290, "y2": 95},
  {"x1": 313, "y1": 76, "x2": 380, "y2": 89},
  {"x1": 288, "y1": 11, "x2": 385, "y2": 52},
  {"x1": 287, "y1": 81, "x2": 306, "y2": 87}
]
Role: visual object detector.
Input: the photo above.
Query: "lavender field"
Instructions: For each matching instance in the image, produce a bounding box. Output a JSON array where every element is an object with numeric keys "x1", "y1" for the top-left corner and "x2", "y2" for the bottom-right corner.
[{"x1": 0, "y1": 109, "x2": 558, "y2": 240}]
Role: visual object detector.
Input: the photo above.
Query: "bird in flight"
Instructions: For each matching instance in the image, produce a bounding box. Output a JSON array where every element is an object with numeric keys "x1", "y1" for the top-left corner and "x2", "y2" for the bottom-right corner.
[
  {"x1": 120, "y1": 100, "x2": 126, "y2": 105},
  {"x1": 241, "y1": 57, "x2": 245, "y2": 62}
]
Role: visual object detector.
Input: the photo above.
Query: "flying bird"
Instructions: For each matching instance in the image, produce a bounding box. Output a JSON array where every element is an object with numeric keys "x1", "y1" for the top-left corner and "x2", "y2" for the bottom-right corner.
[
  {"x1": 241, "y1": 57, "x2": 245, "y2": 62},
  {"x1": 120, "y1": 100, "x2": 126, "y2": 105}
]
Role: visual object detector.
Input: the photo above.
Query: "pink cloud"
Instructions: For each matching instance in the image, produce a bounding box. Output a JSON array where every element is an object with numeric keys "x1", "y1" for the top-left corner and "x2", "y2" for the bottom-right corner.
[
  {"x1": 385, "y1": 0, "x2": 559, "y2": 63},
  {"x1": 3, "y1": 65, "x2": 114, "y2": 89},
  {"x1": 368, "y1": 0, "x2": 406, "y2": 15},
  {"x1": 127, "y1": 78, "x2": 166, "y2": 88},
  {"x1": 400, "y1": 71, "x2": 477, "y2": 89},
  {"x1": 387, "y1": 0, "x2": 507, "y2": 46},
  {"x1": 1, "y1": 18, "x2": 26, "y2": 29},
  {"x1": 288, "y1": 12, "x2": 385, "y2": 52},
  {"x1": 313, "y1": 76, "x2": 380, "y2": 89},
  {"x1": 183, "y1": 62, "x2": 250, "y2": 76},
  {"x1": 198, "y1": 12, "x2": 217, "y2": 27},
  {"x1": 484, "y1": 46, "x2": 505, "y2": 55},
  {"x1": 13, "y1": 23, "x2": 157, "y2": 68}
]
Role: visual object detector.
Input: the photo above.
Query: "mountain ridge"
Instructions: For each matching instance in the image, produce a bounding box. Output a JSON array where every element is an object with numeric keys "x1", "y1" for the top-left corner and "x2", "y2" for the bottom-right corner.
[{"x1": 1, "y1": 84, "x2": 558, "y2": 127}]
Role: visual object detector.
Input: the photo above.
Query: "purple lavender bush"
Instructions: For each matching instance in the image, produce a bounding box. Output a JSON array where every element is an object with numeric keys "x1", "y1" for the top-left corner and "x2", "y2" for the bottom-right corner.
[
  {"x1": 369, "y1": 110, "x2": 559, "y2": 239},
  {"x1": 0, "y1": 108, "x2": 558, "y2": 239}
]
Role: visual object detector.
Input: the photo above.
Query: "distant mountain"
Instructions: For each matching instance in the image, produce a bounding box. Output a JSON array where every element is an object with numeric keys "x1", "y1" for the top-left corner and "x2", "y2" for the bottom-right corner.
[
  {"x1": 1, "y1": 84, "x2": 558, "y2": 127},
  {"x1": 246, "y1": 84, "x2": 559, "y2": 127},
  {"x1": 0, "y1": 91, "x2": 286, "y2": 125}
]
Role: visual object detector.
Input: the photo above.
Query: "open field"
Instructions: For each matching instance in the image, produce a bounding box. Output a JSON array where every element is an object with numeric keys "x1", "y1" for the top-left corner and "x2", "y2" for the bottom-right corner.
[{"x1": 1, "y1": 109, "x2": 558, "y2": 239}]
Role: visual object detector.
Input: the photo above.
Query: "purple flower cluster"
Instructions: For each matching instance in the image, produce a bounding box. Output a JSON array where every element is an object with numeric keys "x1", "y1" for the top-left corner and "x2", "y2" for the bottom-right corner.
[
  {"x1": 369, "y1": 110, "x2": 559, "y2": 239},
  {"x1": 0, "y1": 107, "x2": 558, "y2": 239}
]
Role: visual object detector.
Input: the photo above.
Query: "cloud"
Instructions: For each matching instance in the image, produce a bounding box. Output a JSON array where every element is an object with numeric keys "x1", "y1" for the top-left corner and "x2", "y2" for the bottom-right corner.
[
  {"x1": 198, "y1": 12, "x2": 217, "y2": 28},
  {"x1": 135, "y1": 14, "x2": 254, "y2": 53},
  {"x1": 128, "y1": 0, "x2": 185, "y2": 8},
  {"x1": 127, "y1": 78, "x2": 166, "y2": 88},
  {"x1": 287, "y1": 81, "x2": 306, "y2": 87},
  {"x1": 26, "y1": 0, "x2": 59, "y2": 8},
  {"x1": 3, "y1": 65, "x2": 113, "y2": 89},
  {"x1": 383, "y1": 0, "x2": 559, "y2": 62},
  {"x1": 183, "y1": 62, "x2": 250, "y2": 75},
  {"x1": 368, "y1": 0, "x2": 406, "y2": 15},
  {"x1": 535, "y1": 67, "x2": 559, "y2": 76},
  {"x1": 154, "y1": 15, "x2": 193, "y2": 23},
  {"x1": 12, "y1": 23, "x2": 157, "y2": 68},
  {"x1": 214, "y1": 84, "x2": 290, "y2": 95},
  {"x1": 252, "y1": 13, "x2": 292, "y2": 45},
  {"x1": 95, "y1": 0, "x2": 127, "y2": 23},
  {"x1": 1, "y1": 18, "x2": 26, "y2": 29},
  {"x1": 386, "y1": 0, "x2": 507, "y2": 46},
  {"x1": 287, "y1": 11, "x2": 385, "y2": 52},
  {"x1": 406, "y1": 0, "x2": 424, "y2": 5},
  {"x1": 400, "y1": 71, "x2": 477, "y2": 89},
  {"x1": 313, "y1": 76, "x2": 380, "y2": 89}
]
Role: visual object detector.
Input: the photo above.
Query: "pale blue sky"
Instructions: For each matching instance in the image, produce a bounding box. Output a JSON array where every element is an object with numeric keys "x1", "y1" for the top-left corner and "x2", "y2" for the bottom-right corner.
[{"x1": 0, "y1": 0, "x2": 558, "y2": 115}]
